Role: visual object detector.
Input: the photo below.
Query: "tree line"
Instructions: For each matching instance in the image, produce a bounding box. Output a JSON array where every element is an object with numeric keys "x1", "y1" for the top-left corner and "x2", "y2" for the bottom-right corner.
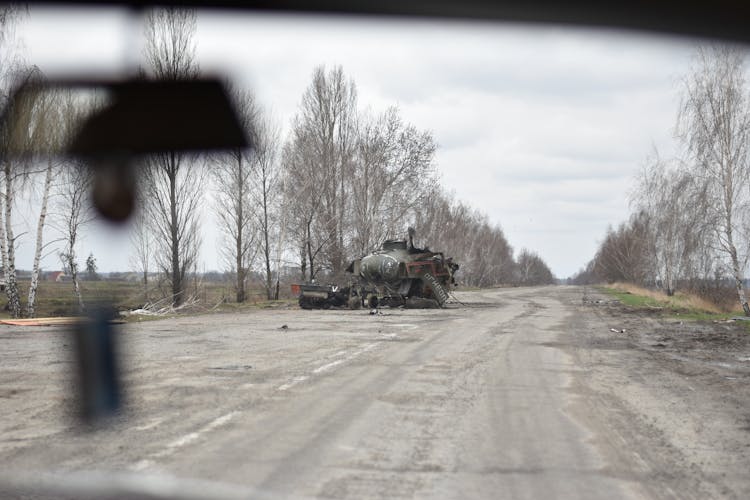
[
  {"x1": 1, "y1": 6, "x2": 98, "y2": 317},
  {"x1": 0, "y1": 7, "x2": 555, "y2": 317},
  {"x1": 572, "y1": 46, "x2": 750, "y2": 313}
]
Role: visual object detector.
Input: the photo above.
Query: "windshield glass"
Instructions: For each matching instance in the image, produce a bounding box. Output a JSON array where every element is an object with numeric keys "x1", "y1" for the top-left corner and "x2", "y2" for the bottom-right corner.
[{"x1": 2, "y1": 5, "x2": 749, "y2": 500}]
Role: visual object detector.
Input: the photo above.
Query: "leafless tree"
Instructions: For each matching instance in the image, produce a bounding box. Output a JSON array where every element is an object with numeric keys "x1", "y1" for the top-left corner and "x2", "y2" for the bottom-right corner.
[
  {"x1": 141, "y1": 7, "x2": 203, "y2": 306},
  {"x1": 212, "y1": 86, "x2": 260, "y2": 303},
  {"x1": 129, "y1": 206, "x2": 153, "y2": 304},
  {"x1": 56, "y1": 161, "x2": 94, "y2": 312},
  {"x1": 516, "y1": 249, "x2": 555, "y2": 286},
  {"x1": 413, "y1": 188, "x2": 515, "y2": 287},
  {"x1": 350, "y1": 106, "x2": 437, "y2": 255},
  {"x1": 678, "y1": 45, "x2": 750, "y2": 314},
  {"x1": 26, "y1": 158, "x2": 56, "y2": 318},
  {"x1": 1, "y1": 10, "x2": 90, "y2": 317},
  {"x1": 591, "y1": 211, "x2": 653, "y2": 285},
  {"x1": 0, "y1": 9, "x2": 36, "y2": 317},
  {"x1": 1, "y1": 9, "x2": 67, "y2": 317},
  {"x1": 0, "y1": 65, "x2": 48, "y2": 317},
  {"x1": 468, "y1": 219, "x2": 516, "y2": 287},
  {"x1": 26, "y1": 88, "x2": 69, "y2": 317},
  {"x1": 631, "y1": 151, "x2": 712, "y2": 295},
  {"x1": 141, "y1": 153, "x2": 204, "y2": 306},
  {"x1": 286, "y1": 65, "x2": 357, "y2": 276},
  {"x1": 142, "y1": 8, "x2": 198, "y2": 81},
  {"x1": 0, "y1": 6, "x2": 23, "y2": 87},
  {"x1": 53, "y1": 93, "x2": 100, "y2": 311},
  {"x1": 282, "y1": 127, "x2": 328, "y2": 281},
  {"x1": 250, "y1": 109, "x2": 282, "y2": 300},
  {"x1": 279, "y1": 64, "x2": 526, "y2": 288}
]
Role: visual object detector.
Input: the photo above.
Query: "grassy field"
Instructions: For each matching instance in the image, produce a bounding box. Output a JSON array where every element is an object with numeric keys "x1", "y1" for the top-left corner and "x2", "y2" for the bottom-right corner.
[
  {"x1": 0, "y1": 279, "x2": 297, "y2": 319},
  {"x1": 599, "y1": 282, "x2": 745, "y2": 321}
]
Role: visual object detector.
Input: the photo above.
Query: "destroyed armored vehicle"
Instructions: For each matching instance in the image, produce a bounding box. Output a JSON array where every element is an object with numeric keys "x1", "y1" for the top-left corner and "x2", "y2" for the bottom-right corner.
[
  {"x1": 348, "y1": 231, "x2": 458, "y2": 309},
  {"x1": 293, "y1": 230, "x2": 458, "y2": 309},
  {"x1": 293, "y1": 283, "x2": 357, "y2": 310}
]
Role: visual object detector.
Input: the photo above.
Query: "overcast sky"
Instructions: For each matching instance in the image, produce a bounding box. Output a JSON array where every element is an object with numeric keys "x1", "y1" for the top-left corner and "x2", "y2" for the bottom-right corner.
[{"x1": 14, "y1": 7, "x2": 702, "y2": 278}]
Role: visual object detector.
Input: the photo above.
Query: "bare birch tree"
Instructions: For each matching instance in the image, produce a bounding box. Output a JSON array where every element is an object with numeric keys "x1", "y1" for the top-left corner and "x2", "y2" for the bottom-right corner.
[
  {"x1": 1, "y1": 10, "x2": 61, "y2": 317},
  {"x1": 632, "y1": 151, "x2": 711, "y2": 296},
  {"x1": 53, "y1": 93, "x2": 101, "y2": 311},
  {"x1": 591, "y1": 212, "x2": 653, "y2": 285},
  {"x1": 467, "y1": 218, "x2": 516, "y2": 287},
  {"x1": 26, "y1": 89, "x2": 63, "y2": 317},
  {"x1": 26, "y1": 158, "x2": 55, "y2": 317},
  {"x1": 0, "y1": 65, "x2": 48, "y2": 317},
  {"x1": 0, "y1": 8, "x2": 34, "y2": 317},
  {"x1": 516, "y1": 249, "x2": 555, "y2": 286},
  {"x1": 141, "y1": 8, "x2": 203, "y2": 306},
  {"x1": 413, "y1": 188, "x2": 515, "y2": 287},
  {"x1": 56, "y1": 161, "x2": 94, "y2": 312},
  {"x1": 678, "y1": 45, "x2": 750, "y2": 315}
]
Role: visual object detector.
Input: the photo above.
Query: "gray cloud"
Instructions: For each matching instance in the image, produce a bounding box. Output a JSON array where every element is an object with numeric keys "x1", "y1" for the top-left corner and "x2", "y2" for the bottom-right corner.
[{"x1": 19, "y1": 8, "x2": 709, "y2": 278}]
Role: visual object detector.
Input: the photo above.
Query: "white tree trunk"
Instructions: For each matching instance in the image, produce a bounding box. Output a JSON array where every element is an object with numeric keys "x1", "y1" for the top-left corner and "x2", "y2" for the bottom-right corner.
[
  {"x1": 27, "y1": 160, "x2": 54, "y2": 318},
  {"x1": 67, "y1": 253, "x2": 84, "y2": 312},
  {"x1": 727, "y1": 227, "x2": 750, "y2": 316},
  {"x1": 0, "y1": 173, "x2": 6, "y2": 279},
  {"x1": 3, "y1": 161, "x2": 21, "y2": 317}
]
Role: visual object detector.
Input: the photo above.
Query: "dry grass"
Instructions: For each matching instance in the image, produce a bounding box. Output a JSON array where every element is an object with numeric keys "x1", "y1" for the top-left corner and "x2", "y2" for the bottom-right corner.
[
  {"x1": 607, "y1": 282, "x2": 732, "y2": 315},
  {"x1": 0, "y1": 279, "x2": 297, "y2": 319}
]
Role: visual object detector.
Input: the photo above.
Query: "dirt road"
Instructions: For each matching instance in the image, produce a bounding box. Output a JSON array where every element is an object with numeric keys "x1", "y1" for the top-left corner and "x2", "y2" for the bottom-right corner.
[{"x1": 1, "y1": 286, "x2": 748, "y2": 499}]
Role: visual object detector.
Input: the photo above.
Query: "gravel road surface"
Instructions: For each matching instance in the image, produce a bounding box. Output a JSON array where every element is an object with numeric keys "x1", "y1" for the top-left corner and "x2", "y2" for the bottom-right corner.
[{"x1": 1, "y1": 286, "x2": 748, "y2": 499}]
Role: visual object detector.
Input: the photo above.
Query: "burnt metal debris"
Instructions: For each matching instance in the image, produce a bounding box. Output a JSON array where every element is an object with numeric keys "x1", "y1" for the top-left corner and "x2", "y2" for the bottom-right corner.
[{"x1": 293, "y1": 230, "x2": 459, "y2": 310}]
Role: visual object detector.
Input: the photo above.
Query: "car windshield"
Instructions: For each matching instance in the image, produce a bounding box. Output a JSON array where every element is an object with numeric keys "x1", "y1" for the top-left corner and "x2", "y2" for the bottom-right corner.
[{"x1": 1, "y1": 5, "x2": 749, "y2": 500}]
